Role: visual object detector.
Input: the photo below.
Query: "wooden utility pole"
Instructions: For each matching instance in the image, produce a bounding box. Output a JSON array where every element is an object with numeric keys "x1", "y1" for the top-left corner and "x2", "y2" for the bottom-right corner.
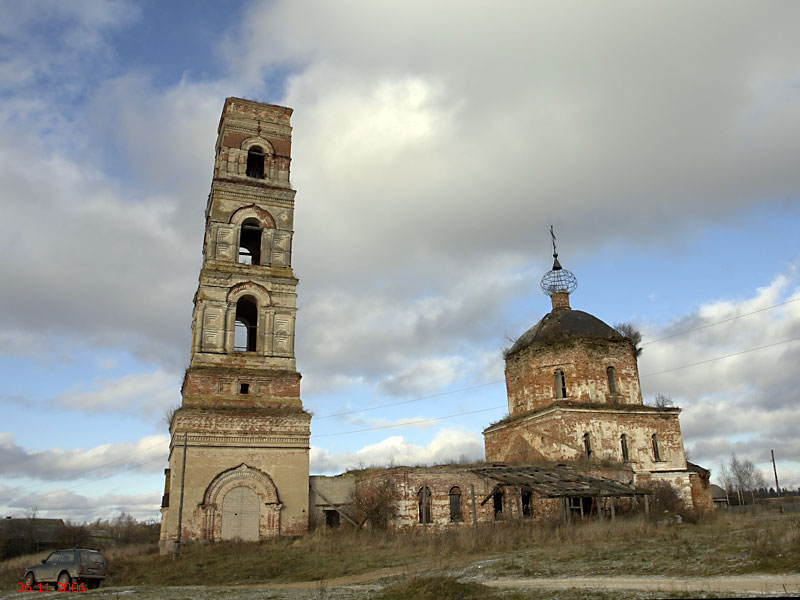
[
  {"x1": 173, "y1": 432, "x2": 188, "y2": 560},
  {"x1": 771, "y1": 449, "x2": 782, "y2": 498},
  {"x1": 470, "y1": 484, "x2": 477, "y2": 532},
  {"x1": 422, "y1": 486, "x2": 428, "y2": 533}
]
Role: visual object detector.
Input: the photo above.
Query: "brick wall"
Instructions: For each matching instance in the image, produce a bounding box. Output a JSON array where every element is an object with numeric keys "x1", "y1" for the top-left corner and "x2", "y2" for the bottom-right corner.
[{"x1": 505, "y1": 337, "x2": 642, "y2": 416}]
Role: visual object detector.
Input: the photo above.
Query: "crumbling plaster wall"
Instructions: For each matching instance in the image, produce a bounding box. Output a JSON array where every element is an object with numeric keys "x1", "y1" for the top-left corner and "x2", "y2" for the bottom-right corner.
[
  {"x1": 309, "y1": 473, "x2": 357, "y2": 529},
  {"x1": 159, "y1": 408, "x2": 310, "y2": 551},
  {"x1": 214, "y1": 99, "x2": 293, "y2": 186},
  {"x1": 354, "y1": 467, "x2": 562, "y2": 530},
  {"x1": 484, "y1": 406, "x2": 686, "y2": 471},
  {"x1": 181, "y1": 369, "x2": 301, "y2": 408},
  {"x1": 505, "y1": 339, "x2": 642, "y2": 416}
]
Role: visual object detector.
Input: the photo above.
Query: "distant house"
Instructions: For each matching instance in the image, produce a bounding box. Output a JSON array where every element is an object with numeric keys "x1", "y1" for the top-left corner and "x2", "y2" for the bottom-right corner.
[
  {"x1": 711, "y1": 484, "x2": 729, "y2": 508},
  {"x1": 0, "y1": 518, "x2": 66, "y2": 558},
  {"x1": 88, "y1": 529, "x2": 113, "y2": 544}
]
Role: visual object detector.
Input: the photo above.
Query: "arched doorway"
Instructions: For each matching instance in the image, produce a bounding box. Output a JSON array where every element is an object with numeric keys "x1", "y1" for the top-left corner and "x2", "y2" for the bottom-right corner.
[
  {"x1": 221, "y1": 486, "x2": 259, "y2": 541},
  {"x1": 201, "y1": 464, "x2": 281, "y2": 541}
]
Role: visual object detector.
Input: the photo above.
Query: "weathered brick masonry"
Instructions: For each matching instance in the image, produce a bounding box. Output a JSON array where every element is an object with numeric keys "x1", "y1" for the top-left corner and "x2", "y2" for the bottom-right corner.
[
  {"x1": 483, "y1": 255, "x2": 712, "y2": 511},
  {"x1": 159, "y1": 98, "x2": 309, "y2": 553},
  {"x1": 160, "y1": 101, "x2": 709, "y2": 546}
]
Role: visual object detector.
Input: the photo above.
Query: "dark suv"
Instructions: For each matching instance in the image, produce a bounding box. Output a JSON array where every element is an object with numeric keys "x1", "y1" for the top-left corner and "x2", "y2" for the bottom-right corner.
[{"x1": 24, "y1": 548, "x2": 106, "y2": 589}]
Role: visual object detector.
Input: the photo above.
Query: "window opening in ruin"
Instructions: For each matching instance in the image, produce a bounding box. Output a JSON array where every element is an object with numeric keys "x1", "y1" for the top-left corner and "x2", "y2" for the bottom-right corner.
[
  {"x1": 554, "y1": 369, "x2": 567, "y2": 399},
  {"x1": 583, "y1": 433, "x2": 593, "y2": 460},
  {"x1": 234, "y1": 295, "x2": 258, "y2": 352},
  {"x1": 521, "y1": 490, "x2": 532, "y2": 517},
  {"x1": 449, "y1": 486, "x2": 463, "y2": 522},
  {"x1": 620, "y1": 434, "x2": 629, "y2": 462},
  {"x1": 607, "y1": 366, "x2": 617, "y2": 395},
  {"x1": 493, "y1": 489, "x2": 504, "y2": 519},
  {"x1": 652, "y1": 433, "x2": 662, "y2": 461},
  {"x1": 246, "y1": 146, "x2": 265, "y2": 179},
  {"x1": 569, "y1": 497, "x2": 595, "y2": 518},
  {"x1": 418, "y1": 486, "x2": 432, "y2": 524},
  {"x1": 325, "y1": 510, "x2": 340, "y2": 528},
  {"x1": 239, "y1": 383, "x2": 249, "y2": 394},
  {"x1": 238, "y1": 218, "x2": 262, "y2": 265}
]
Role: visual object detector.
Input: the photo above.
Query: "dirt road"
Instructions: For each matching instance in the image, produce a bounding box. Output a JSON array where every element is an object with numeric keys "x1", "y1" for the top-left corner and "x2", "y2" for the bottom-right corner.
[
  {"x1": 485, "y1": 573, "x2": 800, "y2": 595},
  {"x1": 4, "y1": 570, "x2": 798, "y2": 598}
]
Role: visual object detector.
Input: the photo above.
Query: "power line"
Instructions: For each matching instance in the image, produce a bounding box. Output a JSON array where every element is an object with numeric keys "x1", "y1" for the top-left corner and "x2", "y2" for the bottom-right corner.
[
  {"x1": 313, "y1": 336, "x2": 800, "y2": 434},
  {"x1": 640, "y1": 297, "x2": 800, "y2": 346},
  {"x1": 640, "y1": 336, "x2": 800, "y2": 378},
  {"x1": 19, "y1": 300, "x2": 798, "y2": 498},
  {"x1": 311, "y1": 405, "x2": 507, "y2": 438},
  {"x1": 16, "y1": 440, "x2": 169, "y2": 499},
  {"x1": 313, "y1": 297, "x2": 799, "y2": 421},
  {"x1": 314, "y1": 380, "x2": 504, "y2": 420}
]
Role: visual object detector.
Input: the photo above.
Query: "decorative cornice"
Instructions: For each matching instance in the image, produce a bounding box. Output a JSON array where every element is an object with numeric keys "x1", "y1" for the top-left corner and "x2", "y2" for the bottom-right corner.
[
  {"x1": 484, "y1": 402, "x2": 680, "y2": 434},
  {"x1": 171, "y1": 433, "x2": 309, "y2": 449}
]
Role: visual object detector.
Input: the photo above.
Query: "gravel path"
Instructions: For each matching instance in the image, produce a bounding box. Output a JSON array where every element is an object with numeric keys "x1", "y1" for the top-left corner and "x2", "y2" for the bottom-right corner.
[
  {"x1": 4, "y1": 571, "x2": 799, "y2": 599},
  {"x1": 484, "y1": 573, "x2": 800, "y2": 595}
]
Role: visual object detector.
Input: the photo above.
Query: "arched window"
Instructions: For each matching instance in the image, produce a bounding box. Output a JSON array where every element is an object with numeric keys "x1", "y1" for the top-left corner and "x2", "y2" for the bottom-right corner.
[
  {"x1": 238, "y1": 218, "x2": 262, "y2": 265},
  {"x1": 234, "y1": 295, "x2": 258, "y2": 352},
  {"x1": 583, "y1": 433, "x2": 593, "y2": 460},
  {"x1": 554, "y1": 370, "x2": 567, "y2": 399},
  {"x1": 246, "y1": 146, "x2": 265, "y2": 179},
  {"x1": 607, "y1": 366, "x2": 617, "y2": 395},
  {"x1": 449, "y1": 486, "x2": 462, "y2": 522},
  {"x1": 651, "y1": 434, "x2": 662, "y2": 462},
  {"x1": 418, "y1": 486, "x2": 432, "y2": 524},
  {"x1": 620, "y1": 434, "x2": 629, "y2": 462}
]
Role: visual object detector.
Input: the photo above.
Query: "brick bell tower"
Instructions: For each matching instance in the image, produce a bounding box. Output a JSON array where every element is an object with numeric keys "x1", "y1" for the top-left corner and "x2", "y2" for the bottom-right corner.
[{"x1": 159, "y1": 98, "x2": 310, "y2": 553}]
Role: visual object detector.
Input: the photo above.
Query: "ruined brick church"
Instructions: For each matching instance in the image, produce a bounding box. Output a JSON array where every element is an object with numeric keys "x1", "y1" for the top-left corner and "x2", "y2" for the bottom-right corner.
[{"x1": 159, "y1": 99, "x2": 711, "y2": 551}]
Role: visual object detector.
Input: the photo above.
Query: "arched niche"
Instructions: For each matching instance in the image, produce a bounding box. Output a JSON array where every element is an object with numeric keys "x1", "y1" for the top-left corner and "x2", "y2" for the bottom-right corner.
[
  {"x1": 230, "y1": 205, "x2": 276, "y2": 229},
  {"x1": 226, "y1": 281, "x2": 271, "y2": 306},
  {"x1": 241, "y1": 136, "x2": 275, "y2": 155},
  {"x1": 200, "y1": 463, "x2": 282, "y2": 541}
]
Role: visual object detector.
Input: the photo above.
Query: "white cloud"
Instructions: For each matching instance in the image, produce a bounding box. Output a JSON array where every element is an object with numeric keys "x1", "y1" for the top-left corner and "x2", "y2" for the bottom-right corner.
[
  {"x1": 0, "y1": 485, "x2": 161, "y2": 523},
  {"x1": 310, "y1": 428, "x2": 484, "y2": 474},
  {"x1": 638, "y1": 269, "x2": 800, "y2": 481},
  {"x1": 54, "y1": 369, "x2": 181, "y2": 418},
  {"x1": 0, "y1": 433, "x2": 169, "y2": 481}
]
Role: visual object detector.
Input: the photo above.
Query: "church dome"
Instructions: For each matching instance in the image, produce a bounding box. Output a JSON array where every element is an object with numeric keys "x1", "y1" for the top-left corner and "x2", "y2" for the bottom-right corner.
[{"x1": 506, "y1": 307, "x2": 623, "y2": 357}]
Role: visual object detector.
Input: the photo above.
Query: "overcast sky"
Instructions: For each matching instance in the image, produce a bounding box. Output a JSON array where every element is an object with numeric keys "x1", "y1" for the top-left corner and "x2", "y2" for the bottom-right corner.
[{"x1": 1, "y1": 0, "x2": 799, "y2": 522}]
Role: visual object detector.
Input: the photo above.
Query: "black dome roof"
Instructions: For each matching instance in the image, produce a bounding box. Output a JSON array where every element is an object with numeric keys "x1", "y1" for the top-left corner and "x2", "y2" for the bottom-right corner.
[{"x1": 507, "y1": 307, "x2": 624, "y2": 356}]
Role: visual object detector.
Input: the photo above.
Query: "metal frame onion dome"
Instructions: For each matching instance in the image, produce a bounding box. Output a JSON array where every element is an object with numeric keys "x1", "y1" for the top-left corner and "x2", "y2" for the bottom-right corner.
[
  {"x1": 540, "y1": 257, "x2": 578, "y2": 295},
  {"x1": 540, "y1": 226, "x2": 578, "y2": 296}
]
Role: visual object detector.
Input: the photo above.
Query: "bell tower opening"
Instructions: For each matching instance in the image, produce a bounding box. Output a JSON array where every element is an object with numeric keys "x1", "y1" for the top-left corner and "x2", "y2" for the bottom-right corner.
[
  {"x1": 238, "y1": 218, "x2": 262, "y2": 265},
  {"x1": 234, "y1": 295, "x2": 258, "y2": 352},
  {"x1": 246, "y1": 146, "x2": 265, "y2": 179},
  {"x1": 160, "y1": 98, "x2": 309, "y2": 555}
]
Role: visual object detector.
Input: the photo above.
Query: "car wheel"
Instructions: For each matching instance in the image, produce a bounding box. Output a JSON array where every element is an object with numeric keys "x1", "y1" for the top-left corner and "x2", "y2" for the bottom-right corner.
[
  {"x1": 88, "y1": 580, "x2": 100, "y2": 589},
  {"x1": 24, "y1": 572, "x2": 35, "y2": 586},
  {"x1": 57, "y1": 571, "x2": 71, "y2": 586}
]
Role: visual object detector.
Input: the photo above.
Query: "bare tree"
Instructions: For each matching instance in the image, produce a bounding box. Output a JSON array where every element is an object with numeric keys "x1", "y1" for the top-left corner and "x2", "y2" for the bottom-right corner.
[
  {"x1": 352, "y1": 477, "x2": 396, "y2": 529},
  {"x1": 163, "y1": 404, "x2": 180, "y2": 429},
  {"x1": 653, "y1": 393, "x2": 674, "y2": 408},
  {"x1": 614, "y1": 322, "x2": 643, "y2": 358},
  {"x1": 717, "y1": 461, "x2": 734, "y2": 505},
  {"x1": 727, "y1": 453, "x2": 767, "y2": 505}
]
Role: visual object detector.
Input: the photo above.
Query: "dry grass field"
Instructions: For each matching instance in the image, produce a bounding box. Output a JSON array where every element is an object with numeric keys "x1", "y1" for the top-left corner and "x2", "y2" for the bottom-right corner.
[{"x1": 1, "y1": 511, "x2": 797, "y2": 598}]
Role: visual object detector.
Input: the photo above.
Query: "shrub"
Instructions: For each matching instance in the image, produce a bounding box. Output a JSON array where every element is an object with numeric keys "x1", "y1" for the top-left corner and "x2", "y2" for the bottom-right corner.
[{"x1": 643, "y1": 481, "x2": 685, "y2": 518}]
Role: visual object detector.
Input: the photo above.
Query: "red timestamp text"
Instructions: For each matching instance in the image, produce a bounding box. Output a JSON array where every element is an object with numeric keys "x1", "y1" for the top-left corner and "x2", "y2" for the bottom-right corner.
[{"x1": 17, "y1": 582, "x2": 87, "y2": 593}]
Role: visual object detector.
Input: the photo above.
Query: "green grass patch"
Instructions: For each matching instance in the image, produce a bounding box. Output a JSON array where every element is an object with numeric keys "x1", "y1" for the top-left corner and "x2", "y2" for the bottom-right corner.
[{"x1": 375, "y1": 575, "x2": 493, "y2": 600}]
